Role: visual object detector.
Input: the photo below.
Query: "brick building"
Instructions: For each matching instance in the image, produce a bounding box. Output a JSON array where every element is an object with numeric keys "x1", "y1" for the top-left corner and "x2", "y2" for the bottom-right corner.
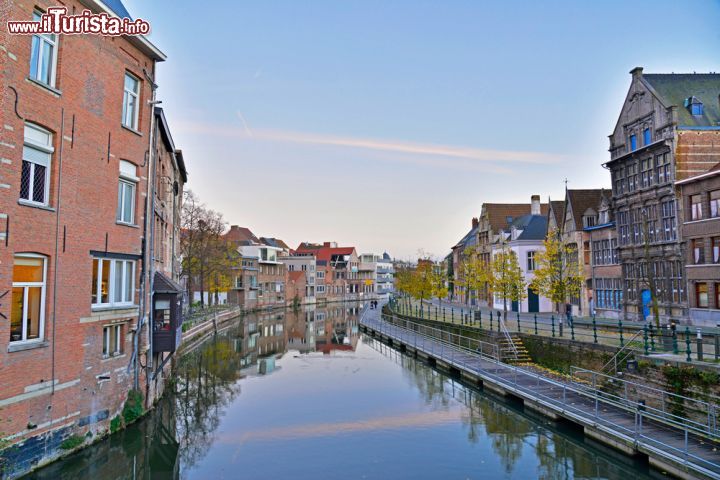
[
  {"x1": 295, "y1": 242, "x2": 361, "y2": 303},
  {"x1": 551, "y1": 188, "x2": 610, "y2": 316},
  {"x1": 227, "y1": 254, "x2": 259, "y2": 310},
  {"x1": 584, "y1": 194, "x2": 623, "y2": 319},
  {"x1": 605, "y1": 68, "x2": 720, "y2": 321},
  {"x1": 0, "y1": 0, "x2": 176, "y2": 475},
  {"x1": 676, "y1": 164, "x2": 720, "y2": 325}
]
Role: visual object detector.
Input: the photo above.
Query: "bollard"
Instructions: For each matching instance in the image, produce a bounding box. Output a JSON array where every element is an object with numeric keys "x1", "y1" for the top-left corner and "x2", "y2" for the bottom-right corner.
[
  {"x1": 517, "y1": 311, "x2": 521, "y2": 333},
  {"x1": 452, "y1": 308, "x2": 454, "y2": 323},
  {"x1": 496, "y1": 311, "x2": 501, "y2": 332},
  {"x1": 592, "y1": 315, "x2": 598, "y2": 344},
  {"x1": 551, "y1": 315, "x2": 556, "y2": 337},
  {"x1": 696, "y1": 328, "x2": 703, "y2": 362},
  {"x1": 649, "y1": 323, "x2": 656, "y2": 352},
  {"x1": 643, "y1": 324, "x2": 649, "y2": 355},
  {"x1": 570, "y1": 317, "x2": 575, "y2": 341},
  {"x1": 534, "y1": 314, "x2": 538, "y2": 335},
  {"x1": 443, "y1": 307, "x2": 446, "y2": 321},
  {"x1": 685, "y1": 327, "x2": 692, "y2": 362},
  {"x1": 479, "y1": 310, "x2": 483, "y2": 330},
  {"x1": 490, "y1": 313, "x2": 493, "y2": 331},
  {"x1": 559, "y1": 319, "x2": 563, "y2": 337},
  {"x1": 619, "y1": 319, "x2": 624, "y2": 348}
]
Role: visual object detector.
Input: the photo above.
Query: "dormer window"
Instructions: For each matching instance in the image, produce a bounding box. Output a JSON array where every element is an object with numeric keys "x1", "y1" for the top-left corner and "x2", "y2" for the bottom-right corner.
[
  {"x1": 643, "y1": 128, "x2": 651, "y2": 146},
  {"x1": 684, "y1": 96, "x2": 704, "y2": 116},
  {"x1": 630, "y1": 134, "x2": 637, "y2": 151},
  {"x1": 583, "y1": 215, "x2": 596, "y2": 228}
]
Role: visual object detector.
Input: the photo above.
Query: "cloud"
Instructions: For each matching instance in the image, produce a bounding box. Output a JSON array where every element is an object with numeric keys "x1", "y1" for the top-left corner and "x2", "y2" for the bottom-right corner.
[{"x1": 174, "y1": 120, "x2": 566, "y2": 173}]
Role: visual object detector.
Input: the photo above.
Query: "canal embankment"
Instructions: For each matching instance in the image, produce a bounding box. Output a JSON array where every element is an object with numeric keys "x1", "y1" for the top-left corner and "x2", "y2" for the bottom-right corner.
[{"x1": 367, "y1": 305, "x2": 720, "y2": 480}]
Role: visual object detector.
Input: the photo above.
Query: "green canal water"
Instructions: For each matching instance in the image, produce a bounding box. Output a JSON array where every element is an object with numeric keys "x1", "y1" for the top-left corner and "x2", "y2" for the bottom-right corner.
[{"x1": 26, "y1": 303, "x2": 659, "y2": 479}]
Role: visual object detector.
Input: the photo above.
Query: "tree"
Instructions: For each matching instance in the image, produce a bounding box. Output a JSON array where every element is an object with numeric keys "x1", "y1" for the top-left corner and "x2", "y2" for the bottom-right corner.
[
  {"x1": 411, "y1": 260, "x2": 434, "y2": 304},
  {"x1": 430, "y1": 262, "x2": 448, "y2": 305},
  {"x1": 530, "y1": 229, "x2": 583, "y2": 314},
  {"x1": 180, "y1": 190, "x2": 235, "y2": 308},
  {"x1": 488, "y1": 247, "x2": 526, "y2": 321},
  {"x1": 456, "y1": 246, "x2": 489, "y2": 309}
]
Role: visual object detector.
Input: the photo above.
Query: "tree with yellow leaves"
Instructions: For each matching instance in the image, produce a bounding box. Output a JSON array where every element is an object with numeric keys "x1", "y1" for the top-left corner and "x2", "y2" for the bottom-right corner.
[
  {"x1": 488, "y1": 246, "x2": 526, "y2": 321},
  {"x1": 529, "y1": 228, "x2": 583, "y2": 314},
  {"x1": 456, "y1": 246, "x2": 490, "y2": 308}
]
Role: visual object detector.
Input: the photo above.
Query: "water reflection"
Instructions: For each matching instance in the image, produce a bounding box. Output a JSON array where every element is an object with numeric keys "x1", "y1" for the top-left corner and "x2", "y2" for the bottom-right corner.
[
  {"x1": 371, "y1": 338, "x2": 654, "y2": 480},
  {"x1": 28, "y1": 302, "x2": 654, "y2": 479}
]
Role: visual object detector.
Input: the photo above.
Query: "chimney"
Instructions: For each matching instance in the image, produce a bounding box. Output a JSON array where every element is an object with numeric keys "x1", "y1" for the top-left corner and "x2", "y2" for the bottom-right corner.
[
  {"x1": 630, "y1": 66, "x2": 643, "y2": 79},
  {"x1": 323, "y1": 242, "x2": 331, "y2": 247},
  {"x1": 531, "y1": 195, "x2": 541, "y2": 215},
  {"x1": 472, "y1": 217, "x2": 479, "y2": 229}
]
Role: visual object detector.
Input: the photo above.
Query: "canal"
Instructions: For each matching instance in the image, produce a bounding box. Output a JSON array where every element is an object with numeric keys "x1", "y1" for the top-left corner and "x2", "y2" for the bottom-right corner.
[{"x1": 26, "y1": 302, "x2": 658, "y2": 479}]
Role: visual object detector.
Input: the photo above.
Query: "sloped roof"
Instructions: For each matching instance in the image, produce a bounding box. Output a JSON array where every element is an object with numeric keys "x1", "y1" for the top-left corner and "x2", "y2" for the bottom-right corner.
[
  {"x1": 295, "y1": 244, "x2": 356, "y2": 263},
  {"x1": 485, "y1": 203, "x2": 549, "y2": 232},
  {"x1": 566, "y1": 189, "x2": 608, "y2": 230},
  {"x1": 105, "y1": 0, "x2": 132, "y2": 18},
  {"x1": 452, "y1": 226, "x2": 478, "y2": 250},
  {"x1": 224, "y1": 226, "x2": 259, "y2": 245},
  {"x1": 515, "y1": 215, "x2": 548, "y2": 241},
  {"x1": 642, "y1": 73, "x2": 720, "y2": 127},
  {"x1": 547, "y1": 200, "x2": 565, "y2": 230},
  {"x1": 260, "y1": 237, "x2": 290, "y2": 250},
  {"x1": 153, "y1": 271, "x2": 182, "y2": 293}
]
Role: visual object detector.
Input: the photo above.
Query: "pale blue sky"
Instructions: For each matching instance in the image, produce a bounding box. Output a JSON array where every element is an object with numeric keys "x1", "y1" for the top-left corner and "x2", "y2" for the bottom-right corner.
[{"x1": 125, "y1": 0, "x2": 719, "y2": 259}]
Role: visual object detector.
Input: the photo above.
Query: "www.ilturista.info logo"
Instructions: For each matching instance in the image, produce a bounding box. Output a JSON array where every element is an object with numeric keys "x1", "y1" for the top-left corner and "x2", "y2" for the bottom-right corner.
[{"x1": 7, "y1": 7, "x2": 150, "y2": 36}]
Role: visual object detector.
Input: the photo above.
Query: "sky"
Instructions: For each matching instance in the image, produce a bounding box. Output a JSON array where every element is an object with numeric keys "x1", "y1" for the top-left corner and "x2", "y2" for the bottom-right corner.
[{"x1": 124, "y1": 0, "x2": 719, "y2": 260}]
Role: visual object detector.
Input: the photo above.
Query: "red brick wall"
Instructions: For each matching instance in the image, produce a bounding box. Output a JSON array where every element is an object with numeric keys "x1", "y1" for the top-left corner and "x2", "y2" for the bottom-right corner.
[{"x1": 0, "y1": 0, "x2": 159, "y2": 446}]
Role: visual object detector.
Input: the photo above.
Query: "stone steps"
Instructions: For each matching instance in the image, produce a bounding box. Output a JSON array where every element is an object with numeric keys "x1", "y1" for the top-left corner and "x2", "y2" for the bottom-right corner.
[{"x1": 499, "y1": 335, "x2": 533, "y2": 364}]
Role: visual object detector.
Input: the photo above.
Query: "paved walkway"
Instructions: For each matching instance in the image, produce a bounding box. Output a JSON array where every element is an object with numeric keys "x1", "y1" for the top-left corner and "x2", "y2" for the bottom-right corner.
[{"x1": 361, "y1": 302, "x2": 720, "y2": 479}]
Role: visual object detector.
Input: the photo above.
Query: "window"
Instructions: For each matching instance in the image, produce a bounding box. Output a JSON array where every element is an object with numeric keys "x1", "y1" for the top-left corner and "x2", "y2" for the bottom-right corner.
[
  {"x1": 713, "y1": 237, "x2": 720, "y2": 264},
  {"x1": 690, "y1": 194, "x2": 703, "y2": 220},
  {"x1": 117, "y1": 160, "x2": 137, "y2": 224},
  {"x1": 643, "y1": 128, "x2": 651, "y2": 146},
  {"x1": 122, "y1": 73, "x2": 140, "y2": 129},
  {"x1": 20, "y1": 123, "x2": 53, "y2": 205},
  {"x1": 630, "y1": 134, "x2": 637, "y2": 151},
  {"x1": 711, "y1": 191, "x2": 720, "y2": 218},
  {"x1": 626, "y1": 163, "x2": 638, "y2": 192},
  {"x1": 696, "y1": 283, "x2": 709, "y2": 308},
  {"x1": 102, "y1": 324, "x2": 123, "y2": 357},
  {"x1": 316, "y1": 285, "x2": 326, "y2": 294},
  {"x1": 29, "y1": 11, "x2": 58, "y2": 87},
  {"x1": 640, "y1": 158, "x2": 653, "y2": 188},
  {"x1": 527, "y1": 251, "x2": 536, "y2": 271},
  {"x1": 692, "y1": 239, "x2": 705, "y2": 264},
  {"x1": 583, "y1": 215, "x2": 596, "y2": 228},
  {"x1": 655, "y1": 153, "x2": 671, "y2": 184},
  {"x1": 316, "y1": 271, "x2": 325, "y2": 279},
  {"x1": 91, "y1": 258, "x2": 135, "y2": 307},
  {"x1": 10, "y1": 255, "x2": 47, "y2": 343},
  {"x1": 661, "y1": 200, "x2": 677, "y2": 241}
]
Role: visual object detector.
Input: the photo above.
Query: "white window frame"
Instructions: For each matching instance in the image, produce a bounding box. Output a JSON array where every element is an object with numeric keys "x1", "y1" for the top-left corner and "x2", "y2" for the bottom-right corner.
[
  {"x1": 21, "y1": 123, "x2": 53, "y2": 206},
  {"x1": 92, "y1": 258, "x2": 136, "y2": 309},
  {"x1": 117, "y1": 160, "x2": 138, "y2": 224},
  {"x1": 30, "y1": 11, "x2": 58, "y2": 87},
  {"x1": 11, "y1": 254, "x2": 47, "y2": 344},
  {"x1": 122, "y1": 73, "x2": 140, "y2": 130},
  {"x1": 102, "y1": 324, "x2": 123, "y2": 358}
]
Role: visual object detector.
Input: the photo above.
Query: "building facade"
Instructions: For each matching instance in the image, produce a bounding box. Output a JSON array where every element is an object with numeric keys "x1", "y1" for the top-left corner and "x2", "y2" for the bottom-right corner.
[
  {"x1": 676, "y1": 165, "x2": 720, "y2": 325},
  {"x1": 0, "y1": 0, "x2": 174, "y2": 475},
  {"x1": 606, "y1": 68, "x2": 720, "y2": 322}
]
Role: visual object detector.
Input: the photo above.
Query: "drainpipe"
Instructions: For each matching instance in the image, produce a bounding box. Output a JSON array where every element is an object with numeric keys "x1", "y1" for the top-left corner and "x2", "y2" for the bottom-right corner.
[
  {"x1": 51, "y1": 108, "x2": 65, "y2": 395},
  {"x1": 136, "y1": 65, "x2": 160, "y2": 397}
]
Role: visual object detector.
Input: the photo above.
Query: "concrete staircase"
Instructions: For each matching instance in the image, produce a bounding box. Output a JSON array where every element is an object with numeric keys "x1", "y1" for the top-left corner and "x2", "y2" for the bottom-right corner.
[{"x1": 499, "y1": 334, "x2": 532, "y2": 364}]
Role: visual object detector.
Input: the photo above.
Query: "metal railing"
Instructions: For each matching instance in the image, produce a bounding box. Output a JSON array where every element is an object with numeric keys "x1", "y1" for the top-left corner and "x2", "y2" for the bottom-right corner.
[
  {"x1": 498, "y1": 316, "x2": 519, "y2": 360},
  {"x1": 381, "y1": 313, "x2": 499, "y2": 361},
  {"x1": 362, "y1": 311, "x2": 720, "y2": 478},
  {"x1": 601, "y1": 329, "x2": 644, "y2": 375},
  {"x1": 389, "y1": 296, "x2": 720, "y2": 363}
]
